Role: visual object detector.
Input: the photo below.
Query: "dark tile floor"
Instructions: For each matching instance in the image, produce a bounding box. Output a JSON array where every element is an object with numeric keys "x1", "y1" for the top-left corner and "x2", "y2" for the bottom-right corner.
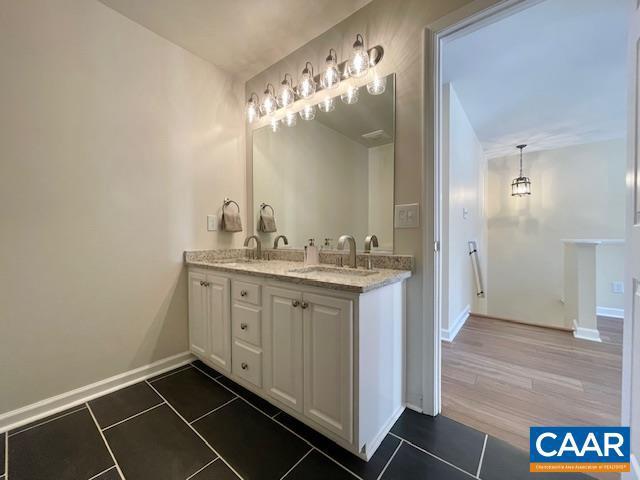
[{"x1": 1, "y1": 360, "x2": 595, "y2": 480}]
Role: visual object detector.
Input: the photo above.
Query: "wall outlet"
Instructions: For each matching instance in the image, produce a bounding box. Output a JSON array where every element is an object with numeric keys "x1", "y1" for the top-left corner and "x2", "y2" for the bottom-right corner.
[
  {"x1": 207, "y1": 215, "x2": 218, "y2": 232},
  {"x1": 611, "y1": 281, "x2": 624, "y2": 294},
  {"x1": 395, "y1": 203, "x2": 419, "y2": 229}
]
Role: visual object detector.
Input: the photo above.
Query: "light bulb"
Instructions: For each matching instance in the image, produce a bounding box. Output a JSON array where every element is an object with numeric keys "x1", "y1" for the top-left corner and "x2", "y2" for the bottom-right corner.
[
  {"x1": 246, "y1": 94, "x2": 260, "y2": 124},
  {"x1": 297, "y1": 62, "x2": 316, "y2": 99},
  {"x1": 261, "y1": 84, "x2": 277, "y2": 116},
  {"x1": 318, "y1": 97, "x2": 335, "y2": 113},
  {"x1": 299, "y1": 104, "x2": 316, "y2": 121},
  {"x1": 270, "y1": 117, "x2": 281, "y2": 132},
  {"x1": 341, "y1": 85, "x2": 359, "y2": 105},
  {"x1": 284, "y1": 111, "x2": 297, "y2": 127},
  {"x1": 347, "y1": 34, "x2": 369, "y2": 78},
  {"x1": 320, "y1": 49, "x2": 340, "y2": 90},
  {"x1": 367, "y1": 74, "x2": 386, "y2": 95},
  {"x1": 277, "y1": 74, "x2": 295, "y2": 108}
]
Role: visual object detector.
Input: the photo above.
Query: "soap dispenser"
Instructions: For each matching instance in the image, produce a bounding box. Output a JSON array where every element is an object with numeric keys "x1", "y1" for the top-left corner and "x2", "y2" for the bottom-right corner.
[{"x1": 304, "y1": 238, "x2": 319, "y2": 266}]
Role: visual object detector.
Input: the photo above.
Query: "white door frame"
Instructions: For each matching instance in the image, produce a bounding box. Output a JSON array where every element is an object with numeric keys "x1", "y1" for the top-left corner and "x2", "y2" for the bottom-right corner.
[{"x1": 421, "y1": 0, "x2": 540, "y2": 415}]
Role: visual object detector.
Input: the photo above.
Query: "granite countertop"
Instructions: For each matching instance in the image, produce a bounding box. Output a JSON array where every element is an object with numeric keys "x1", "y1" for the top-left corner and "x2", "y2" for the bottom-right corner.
[{"x1": 185, "y1": 257, "x2": 412, "y2": 293}]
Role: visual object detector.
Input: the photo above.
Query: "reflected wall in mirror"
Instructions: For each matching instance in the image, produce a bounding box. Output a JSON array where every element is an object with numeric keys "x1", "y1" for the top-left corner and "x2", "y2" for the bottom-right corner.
[{"x1": 252, "y1": 74, "x2": 395, "y2": 252}]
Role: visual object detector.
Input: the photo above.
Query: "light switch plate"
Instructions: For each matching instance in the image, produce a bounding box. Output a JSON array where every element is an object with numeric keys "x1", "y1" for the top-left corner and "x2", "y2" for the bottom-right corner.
[
  {"x1": 207, "y1": 215, "x2": 217, "y2": 231},
  {"x1": 395, "y1": 203, "x2": 419, "y2": 229}
]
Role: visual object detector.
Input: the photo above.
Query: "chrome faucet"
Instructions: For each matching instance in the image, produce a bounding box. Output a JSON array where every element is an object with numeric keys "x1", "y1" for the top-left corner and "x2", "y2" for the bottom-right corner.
[
  {"x1": 364, "y1": 234, "x2": 379, "y2": 253},
  {"x1": 337, "y1": 235, "x2": 357, "y2": 268},
  {"x1": 273, "y1": 235, "x2": 288, "y2": 249},
  {"x1": 243, "y1": 235, "x2": 262, "y2": 259}
]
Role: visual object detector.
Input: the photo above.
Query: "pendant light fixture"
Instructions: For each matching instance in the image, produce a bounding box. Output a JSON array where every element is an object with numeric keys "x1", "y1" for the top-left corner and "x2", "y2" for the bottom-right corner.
[
  {"x1": 246, "y1": 92, "x2": 260, "y2": 124},
  {"x1": 269, "y1": 117, "x2": 281, "y2": 133},
  {"x1": 297, "y1": 62, "x2": 316, "y2": 99},
  {"x1": 261, "y1": 83, "x2": 277, "y2": 116},
  {"x1": 367, "y1": 72, "x2": 386, "y2": 95},
  {"x1": 347, "y1": 34, "x2": 369, "y2": 78},
  {"x1": 318, "y1": 96, "x2": 335, "y2": 113},
  {"x1": 277, "y1": 74, "x2": 295, "y2": 108},
  {"x1": 299, "y1": 104, "x2": 316, "y2": 121},
  {"x1": 321, "y1": 49, "x2": 340, "y2": 90},
  {"x1": 284, "y1": 111, "x2": 297, "y2": 127},
  {"x1": 511, "y1": 144, "x2": 532, "y2": 196},
  {"x1": 341, "y1": 85, "x2": 359, "y2": 105}
]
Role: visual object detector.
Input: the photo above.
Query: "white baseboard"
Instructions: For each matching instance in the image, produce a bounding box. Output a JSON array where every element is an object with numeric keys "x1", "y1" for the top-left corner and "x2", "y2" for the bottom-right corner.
[
  {"x1": 0, "y1": 351, "x2": 195, "y2": 433},
  {"x1": 364, "y1": 405, "x2": 405, "y2": 460},
  {"x1": 405, "y1": 402, "x2": 423, "y2": 413},
  {"x1": 441, "y1": 305, "x2": 470, "y2": 343},
  {"x1": 572, "y1": 319, "x2": 602, "y2": 343},
  {"x1": 596, "y1": 306, "x2": 624, "y2": 319}
]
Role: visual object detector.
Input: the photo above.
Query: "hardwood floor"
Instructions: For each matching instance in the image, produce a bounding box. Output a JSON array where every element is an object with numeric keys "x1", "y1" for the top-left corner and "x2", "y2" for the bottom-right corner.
[{"x1": 442, "y1": 315, "x2": 623, "y2": 453}]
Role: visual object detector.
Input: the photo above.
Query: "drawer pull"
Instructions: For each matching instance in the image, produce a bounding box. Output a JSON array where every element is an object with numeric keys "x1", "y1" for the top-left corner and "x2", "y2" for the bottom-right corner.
[
  {"x1": 240, "y1": 290, "x2": 248, "y2": 297},
  {"x1": 241, "y1": 362, "x2": 249, "y2": 370},
  {"x1": 200, "y1": 281, "x2": 210, "y2": 287},
  {"x1": 292, "y1": 300, "x2": 300, "y2": 307},
  {"x1": 301, "y1": 301, "x2": 309, "y2": 309},
  {"x1": 240, "y1": 323, "x2": 248, "y2": 330}
]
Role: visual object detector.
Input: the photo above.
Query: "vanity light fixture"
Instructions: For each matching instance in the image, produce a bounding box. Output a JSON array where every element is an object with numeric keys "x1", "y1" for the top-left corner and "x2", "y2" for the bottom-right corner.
[
  {"x1": 299, "y1": 104, "x2": 316, "y2": 121},
  {"x1": 269, "y1": 117, "x2": 281, "y2": 133},
  {"x1": 321, "y1": 49, "x2": 340, "y2": 90},
  {"x1": 261, "y1": 83, "x2": 277, "y2": 116},
  {"x1": 246, "y1": 92, "x2": 260, "y2": 124},
  {"x1": 284, "y1": 111, "x2": 297, "y2": 127},
  {"x1": 347, "y1": 34, "x2": 369, "y2": 78},
  {"x1": 511, "y1": 144, "x2": 532, "y2": 196},
  {"x1": 367, "y1": 71, "x2": 386, "y2": 95},
  {"x1": 341, "y1": 85, "x2": 359, "y2": 105},
  {"x1": 297, "y1": 62, "x2": 316, "y2": 99},
  {"x1": 277, "y1": 73, "x2": 295, "y2": 108},
  {"x1": 318, "y1": 96, "x2": 335, "y2": 113}
]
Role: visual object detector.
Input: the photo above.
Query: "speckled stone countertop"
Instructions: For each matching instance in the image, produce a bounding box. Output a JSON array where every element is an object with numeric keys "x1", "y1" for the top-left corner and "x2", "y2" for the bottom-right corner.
[{"x1": 185, "y1": 250, "x2": 412, "y2": 293}]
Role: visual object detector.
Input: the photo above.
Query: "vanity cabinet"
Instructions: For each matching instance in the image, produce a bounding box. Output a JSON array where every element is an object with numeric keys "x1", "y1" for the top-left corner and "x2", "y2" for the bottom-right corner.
[
  {"x1": 188, "y1": 271, "x2": 231, "y2": 373},
  {"x1": 188, "y1": 266, "x2": 406, "y2": 460}
]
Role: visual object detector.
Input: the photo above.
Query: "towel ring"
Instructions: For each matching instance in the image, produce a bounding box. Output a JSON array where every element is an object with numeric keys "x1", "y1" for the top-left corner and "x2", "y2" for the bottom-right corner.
[
  {"x1": 260, "y1": 203, "x2": 274, "y2": 216},
  {"x1": 223, "y1": 197, "x2": 240, "y2": 213}
]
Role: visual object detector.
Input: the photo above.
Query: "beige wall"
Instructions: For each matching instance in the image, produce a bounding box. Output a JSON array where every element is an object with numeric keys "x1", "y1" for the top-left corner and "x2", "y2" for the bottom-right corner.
[
  {"x1": 245, "y1": 0, "x2": 473, "y2": 406},
  {"x1": 486, "y1": 139, "x2": 626, "y2": 328},
  {"x1": 0, "y1": 0, "x2": 245, "y2": 414},
  {"x1": 368, "y1": 144, "x2": 394, "y2": 251},
  {"x1": 253, "y1": 120, "x2": 370, "y2": 248},
  {"x1": 442, "y1": 84, "x2": 487, "y2": 335}
]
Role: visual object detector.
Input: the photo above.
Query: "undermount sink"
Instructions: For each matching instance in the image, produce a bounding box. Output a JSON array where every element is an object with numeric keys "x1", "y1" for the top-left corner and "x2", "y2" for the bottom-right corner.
[{"x1": 288, "y1": 265, "x2": 378, "y2": 277}]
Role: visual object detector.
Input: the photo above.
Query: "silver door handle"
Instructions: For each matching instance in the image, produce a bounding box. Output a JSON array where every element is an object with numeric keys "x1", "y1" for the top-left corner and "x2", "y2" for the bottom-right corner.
[
  {"x1": 292, "y1": 300, "x2": 300, "y2": 307},
  {"x1": 241, "y1": 362, "x2": 248, "y2": 370},
  {"x1": 240, "y1": 323, "x2": 248, "y2": 330}
]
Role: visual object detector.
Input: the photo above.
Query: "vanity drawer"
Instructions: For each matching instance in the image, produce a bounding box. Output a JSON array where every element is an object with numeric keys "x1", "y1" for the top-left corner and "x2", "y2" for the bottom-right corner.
[
  {"x1": 232, "y1": 341, "x2": 262, "y2": 388},
  {"x1": 232, "y1": 280, "x2": 261, "y2": 306},
  {"x1": 232, "y1": 303, "x2": 261, "y2": 347}
]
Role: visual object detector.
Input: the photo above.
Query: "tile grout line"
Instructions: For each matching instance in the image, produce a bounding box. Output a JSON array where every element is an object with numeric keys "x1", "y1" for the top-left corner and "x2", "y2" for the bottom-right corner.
[
  {"x1": 144, "y1": 380, "x2": 245, "y2": 480},
  {"x1": 476, "y1": 434, "x2": 488, "y2": 478},
  {"x1": 279, "y1": 447, "x2": 313, "y2": 480},
  {"x1": 271, "y1": 411, "x2": 281, "y2": 419},
  {"x1": 148, "y1": 364, "x2": 194, "y2": 384},
  {"x1": 190, "y1": 397, "x2": 239, "y2": 425},
  {"x1": 388, "y1": 432, "x2": 477, "y2": 479},
  {"x1": 184, "y1": 457, "x2": 219, "y2": 480},
  {"x1": 5, "y1": 430, "x2": 8, "y2": 480},
  {"x1": 101, "y1": 402, "x2": 166, "y2": 431},
  {"x1": 375, "y1": 439, "x2": 403, "y2": 480},
  {"x1": 8, "y1": 404, "x2": 87, "y2": 437},
  {"x1": 87, "y1": 465, "x2": 117, "y2": 480},
  {"x1": 191, "y1": 364, "x2": 365, "y2": 480},
  {"x1": 86, "y1": 403, "x2": 126, "y2": 480}
]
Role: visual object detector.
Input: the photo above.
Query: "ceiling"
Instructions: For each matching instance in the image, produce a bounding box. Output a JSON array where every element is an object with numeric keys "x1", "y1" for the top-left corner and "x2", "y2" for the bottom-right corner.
[
  {"x1": 442, "y1": 0, "x2": 628, "y2": 158},
  {"x1": 99, "y1": 0, "x2": 371, "y2": 81}
]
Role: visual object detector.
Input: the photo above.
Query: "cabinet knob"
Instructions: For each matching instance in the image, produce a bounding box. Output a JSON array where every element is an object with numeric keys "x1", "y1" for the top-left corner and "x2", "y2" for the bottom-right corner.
[
  {"x1": 292, "y1": 300, "x2": 300, "y2": 307},
  {"x1": 240, "y1": 323, "x2": 248, "y2": 330},
  {"x1": 204, "y1": 281, "x2": 210, "y2": 287},
  {"x1": 241, "y1": 362, "x2": 248, "y2": 370},
  {"x1": 200, "y1": 281, "x2": 204, "y2": 286},
  {"x1": 301, "y1": 301, "x2": 309, "y2": 309},
  {"x1": 240, "y1": 290, "x2": 248, "y2": 297}
]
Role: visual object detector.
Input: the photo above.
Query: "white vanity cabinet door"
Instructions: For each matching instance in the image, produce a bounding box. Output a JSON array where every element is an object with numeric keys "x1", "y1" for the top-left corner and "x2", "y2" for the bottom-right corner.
[
  {"x1": 188, "y1": 271, "x2": 208, "y2": 357},
  {"x1": 302, "y1": 293, "x2": 353, "y2": 443},
  {"x1": 206, "y1": 274, "x2": 231, "y2": 373},
  {"x1": 263, "y1": 287, "x2": 304, "y2": 412}
]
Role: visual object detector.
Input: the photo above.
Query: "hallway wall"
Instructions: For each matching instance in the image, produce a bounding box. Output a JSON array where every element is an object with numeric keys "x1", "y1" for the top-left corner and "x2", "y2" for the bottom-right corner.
[{"x1": 486, "y1": 139, "x2": 626, "y2": 328}]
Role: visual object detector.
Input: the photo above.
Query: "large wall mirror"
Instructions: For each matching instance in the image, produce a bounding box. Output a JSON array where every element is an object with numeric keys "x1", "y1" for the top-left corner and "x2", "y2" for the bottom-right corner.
[{"x1": 252, "y1": 73, "x2": 395, "y2": 252}]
